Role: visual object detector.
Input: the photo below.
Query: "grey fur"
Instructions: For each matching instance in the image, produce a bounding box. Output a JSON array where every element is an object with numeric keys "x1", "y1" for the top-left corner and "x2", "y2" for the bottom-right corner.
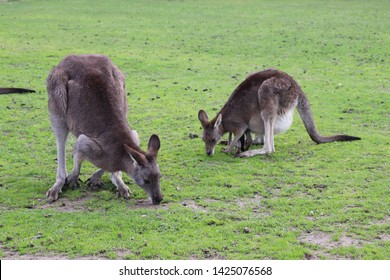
[
  {"x1": 46, "y1": 54, "x2": 163, "y2": 204},
  {"x1": 198, "y1": 69, "x2": 360, "y2": 157}
]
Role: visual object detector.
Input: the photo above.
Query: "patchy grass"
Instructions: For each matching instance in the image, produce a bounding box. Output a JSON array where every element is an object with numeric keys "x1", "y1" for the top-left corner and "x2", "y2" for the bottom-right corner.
[{"x1": 0, "y1": 0, "x2": 389, "y2": 260}]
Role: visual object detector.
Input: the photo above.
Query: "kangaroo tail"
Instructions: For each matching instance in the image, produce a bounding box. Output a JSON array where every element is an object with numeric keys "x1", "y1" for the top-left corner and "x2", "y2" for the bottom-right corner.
[
  {"x1": 297, "y1": 92, "x2": 361, "y2": 144},
  {"x1": 0, "y1": 88, "x2": 35, "y2": 94}
]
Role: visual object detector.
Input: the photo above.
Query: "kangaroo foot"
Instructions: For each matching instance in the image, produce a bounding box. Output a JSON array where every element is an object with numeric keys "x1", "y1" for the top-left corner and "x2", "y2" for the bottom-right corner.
[
  {"x1": 46, "y1": 178, "x2": 66, "y2": 202},
  {"x1": 86, "y1": 178, "x2": 106, "y2": 192},
  {"x1": 64, "y1": 176, "x2": 82, "y2": 190},
  {"x1": 238, "y1": 148, "x2": 273, "y2": 158},
  {"x1": 46, "y1": 187, "x2": 62, "y2": 202},
  {"x1": 117, "y1": 186, "x2": 131, "y2": 200}
]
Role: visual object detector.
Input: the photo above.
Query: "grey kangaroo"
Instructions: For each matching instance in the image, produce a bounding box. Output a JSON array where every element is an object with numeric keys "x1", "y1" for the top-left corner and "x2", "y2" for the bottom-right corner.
[
  {"x1": 198, "y1": 68, "x2": 360, "y2": 157},
  {"x1": 46, "y1": 54, "x2": 163, "y2": 204}
]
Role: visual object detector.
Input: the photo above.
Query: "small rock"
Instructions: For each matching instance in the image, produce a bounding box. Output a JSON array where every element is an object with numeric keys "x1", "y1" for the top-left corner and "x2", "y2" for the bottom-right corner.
[{"x1": 244, "y1": 227, "x2": 251, "y2": 233}]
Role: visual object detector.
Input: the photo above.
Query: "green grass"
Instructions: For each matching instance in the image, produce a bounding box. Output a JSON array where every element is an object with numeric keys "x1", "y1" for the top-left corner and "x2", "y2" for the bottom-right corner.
[{"x1": 0, "y1": 0, "x2": 389, "y2": 260}]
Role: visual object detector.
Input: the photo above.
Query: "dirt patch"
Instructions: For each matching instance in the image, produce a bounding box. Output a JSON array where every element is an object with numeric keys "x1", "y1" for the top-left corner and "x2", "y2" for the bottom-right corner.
[
  {"x1": 40, "y1": 196, "x2": 91, "y2": 212},
  {"x1": 369, "y1": 216, "x2": 390, "y2": 241},
  {"x1": 131, "y1": 199, "x2": 171, "y2": 210},
  {"x1": 188, "y1": 249, "x2": 226, "y2": 260},
  {"x1": 300, "y1": 231, "x2": 364, "y2": 249},
  {"x1": 115, "y1": 248, "x2": 134, "y2": 259},
  {"x1": 236, "y1": 194, "x2": 263, "y2": 209},
  {"x1": 299, "y1": 231, "x2": 368, "y2": 259},
  {"x1": 38, "y1": 195, "x2": 171, "y2": 211},
  {"x1": 370, "y1": 216, "x2": 390, "y2": 225},
  {"x1": 1, "y1": 244, "x2": 137, "y2": 260},
  {"x1": 300, "y1": 231, "x2": 332, "y2": 247},
  {"x1": 180, "y1": 196, "x2": 270, "y2": 216},
  {"x1": 378, "y1": 234, "x2": 390, "y2": 241},
  {"x1": 0, "y1": 244, "x2": 109, "y2": 260},
  {"x1": 339, "y1": 235, "x2": 364, "y2": 247},
  {"x1": 236, "y1": 194, "x2": 270, "y2": 216},
  {"x1": 181, "y1": 200, "x2": 207, "y2": 212}
]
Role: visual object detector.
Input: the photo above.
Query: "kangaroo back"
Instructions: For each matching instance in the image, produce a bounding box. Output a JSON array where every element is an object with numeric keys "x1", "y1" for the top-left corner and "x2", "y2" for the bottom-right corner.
[
  {"x1": 47, "y1": 55, "x2": 128, "y2": 136},
  {"x1": 297, "y1": 91, "x2": 361, "y2": 143}
]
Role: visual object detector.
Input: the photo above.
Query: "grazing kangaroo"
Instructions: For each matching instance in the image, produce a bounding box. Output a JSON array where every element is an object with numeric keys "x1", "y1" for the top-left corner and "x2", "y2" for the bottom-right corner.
[
  {"x1": 46, "y1": 54, "x2": 163, "y2": 204},
  {"x1": 198, "y1": 68, "x2": 360, "y2": 157},
  {"x1": 0, "y1": 88, "x2": 35, "y2": 94}
]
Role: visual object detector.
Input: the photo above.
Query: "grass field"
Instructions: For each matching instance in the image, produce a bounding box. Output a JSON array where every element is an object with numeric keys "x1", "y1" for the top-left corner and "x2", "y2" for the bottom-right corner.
[{"x1": 0, "y1": 0, "x2": 389, "y2": 260}]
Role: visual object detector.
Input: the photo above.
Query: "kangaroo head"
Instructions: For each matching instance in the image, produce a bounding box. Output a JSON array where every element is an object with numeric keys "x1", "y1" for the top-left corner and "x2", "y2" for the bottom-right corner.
[
  {"x1": 198, "y1": 110, "x2": 223, "y2": 156},
  {"x1": 124, "y1": 134, "x2": 163, "y2": 205}
]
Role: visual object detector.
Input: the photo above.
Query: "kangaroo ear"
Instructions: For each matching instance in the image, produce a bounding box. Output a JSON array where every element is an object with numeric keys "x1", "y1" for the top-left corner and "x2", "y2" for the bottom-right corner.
[
  {"x1": 214, "y1": 114, "x2": 222, "y2": 128},
  {"x1": 198, "y1": 110, "x2": 209, "y2": 127},
  {"x1": 147, "y1": 134, "x2": 160, "y2": 157},
  {"x1": 124, "y1": 144, "x2": 147, "y2": 166}
]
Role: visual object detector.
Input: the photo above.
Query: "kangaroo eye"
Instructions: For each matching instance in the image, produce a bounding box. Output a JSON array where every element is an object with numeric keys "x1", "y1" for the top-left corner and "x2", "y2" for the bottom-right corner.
[{"x1": 144, "y1": 180, "x2": 150, "y2": 185}]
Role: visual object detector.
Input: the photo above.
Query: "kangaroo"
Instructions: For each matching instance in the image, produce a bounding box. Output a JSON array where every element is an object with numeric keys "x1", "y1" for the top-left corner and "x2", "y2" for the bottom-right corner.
[
  {"x1": 46, "y1": 54, "x2": 163, "y2": 204},
  {"x1": 0, "y1": 88, "x2": 35, "y2": 94},
  {"x1": 198, "y1": 68, "x2": 360, "y2": 157}
]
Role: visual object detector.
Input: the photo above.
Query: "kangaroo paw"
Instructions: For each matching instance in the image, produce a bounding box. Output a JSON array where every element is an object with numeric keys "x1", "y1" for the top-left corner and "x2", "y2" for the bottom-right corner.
[
  {"x1": 46, "y1": 188, "x2": 62, "y2": 203},
  {"x1": 65, "y1": 176, "x2": 82, "y2": 190},
  {"x1": 239, "y1": 148, "x2": 273, "y2": 158},
  {"x1": 46, "y1": 179, "x2": 65, "y2": 202},
  {"x1": 86, "y1": 178, "x2": 106, "y2": 192},
  {"x1": 117, "y1": 187, "x2": 131, "y2": 200}
]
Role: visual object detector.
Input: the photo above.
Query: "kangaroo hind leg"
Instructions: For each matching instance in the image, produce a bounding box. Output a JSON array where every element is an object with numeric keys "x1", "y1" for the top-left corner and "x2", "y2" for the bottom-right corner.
[
  {"x1": 239, "y1": 115, "x2": 276, "y2": 157},
  {"x1": 239, "y1": 79, "x2": 278, "y2": 157},
  {"x1": 86, "y1": 169, "x2": 106, "y2": 191},
  {"x1": 65, "y1": 135, "x2": 90, "y2": 190},
  {"x1": 46, "y1": 116, "x2": 69, "y2": 202},
  {"x1": 66, "y1": 134, "x2": 102, "y2": 190}
]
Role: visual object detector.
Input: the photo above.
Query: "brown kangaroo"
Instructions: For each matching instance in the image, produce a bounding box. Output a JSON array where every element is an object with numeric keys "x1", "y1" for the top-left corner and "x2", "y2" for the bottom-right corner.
[
  {"x1": 0, "y1": 88, "x2": 35, "y2": 94},
  {"x1": 46, "y1": 54, "x2": 163, "y2": 204},
  {"x1": 198, "y1": 68, "x2": 360, "y2": 157}
]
